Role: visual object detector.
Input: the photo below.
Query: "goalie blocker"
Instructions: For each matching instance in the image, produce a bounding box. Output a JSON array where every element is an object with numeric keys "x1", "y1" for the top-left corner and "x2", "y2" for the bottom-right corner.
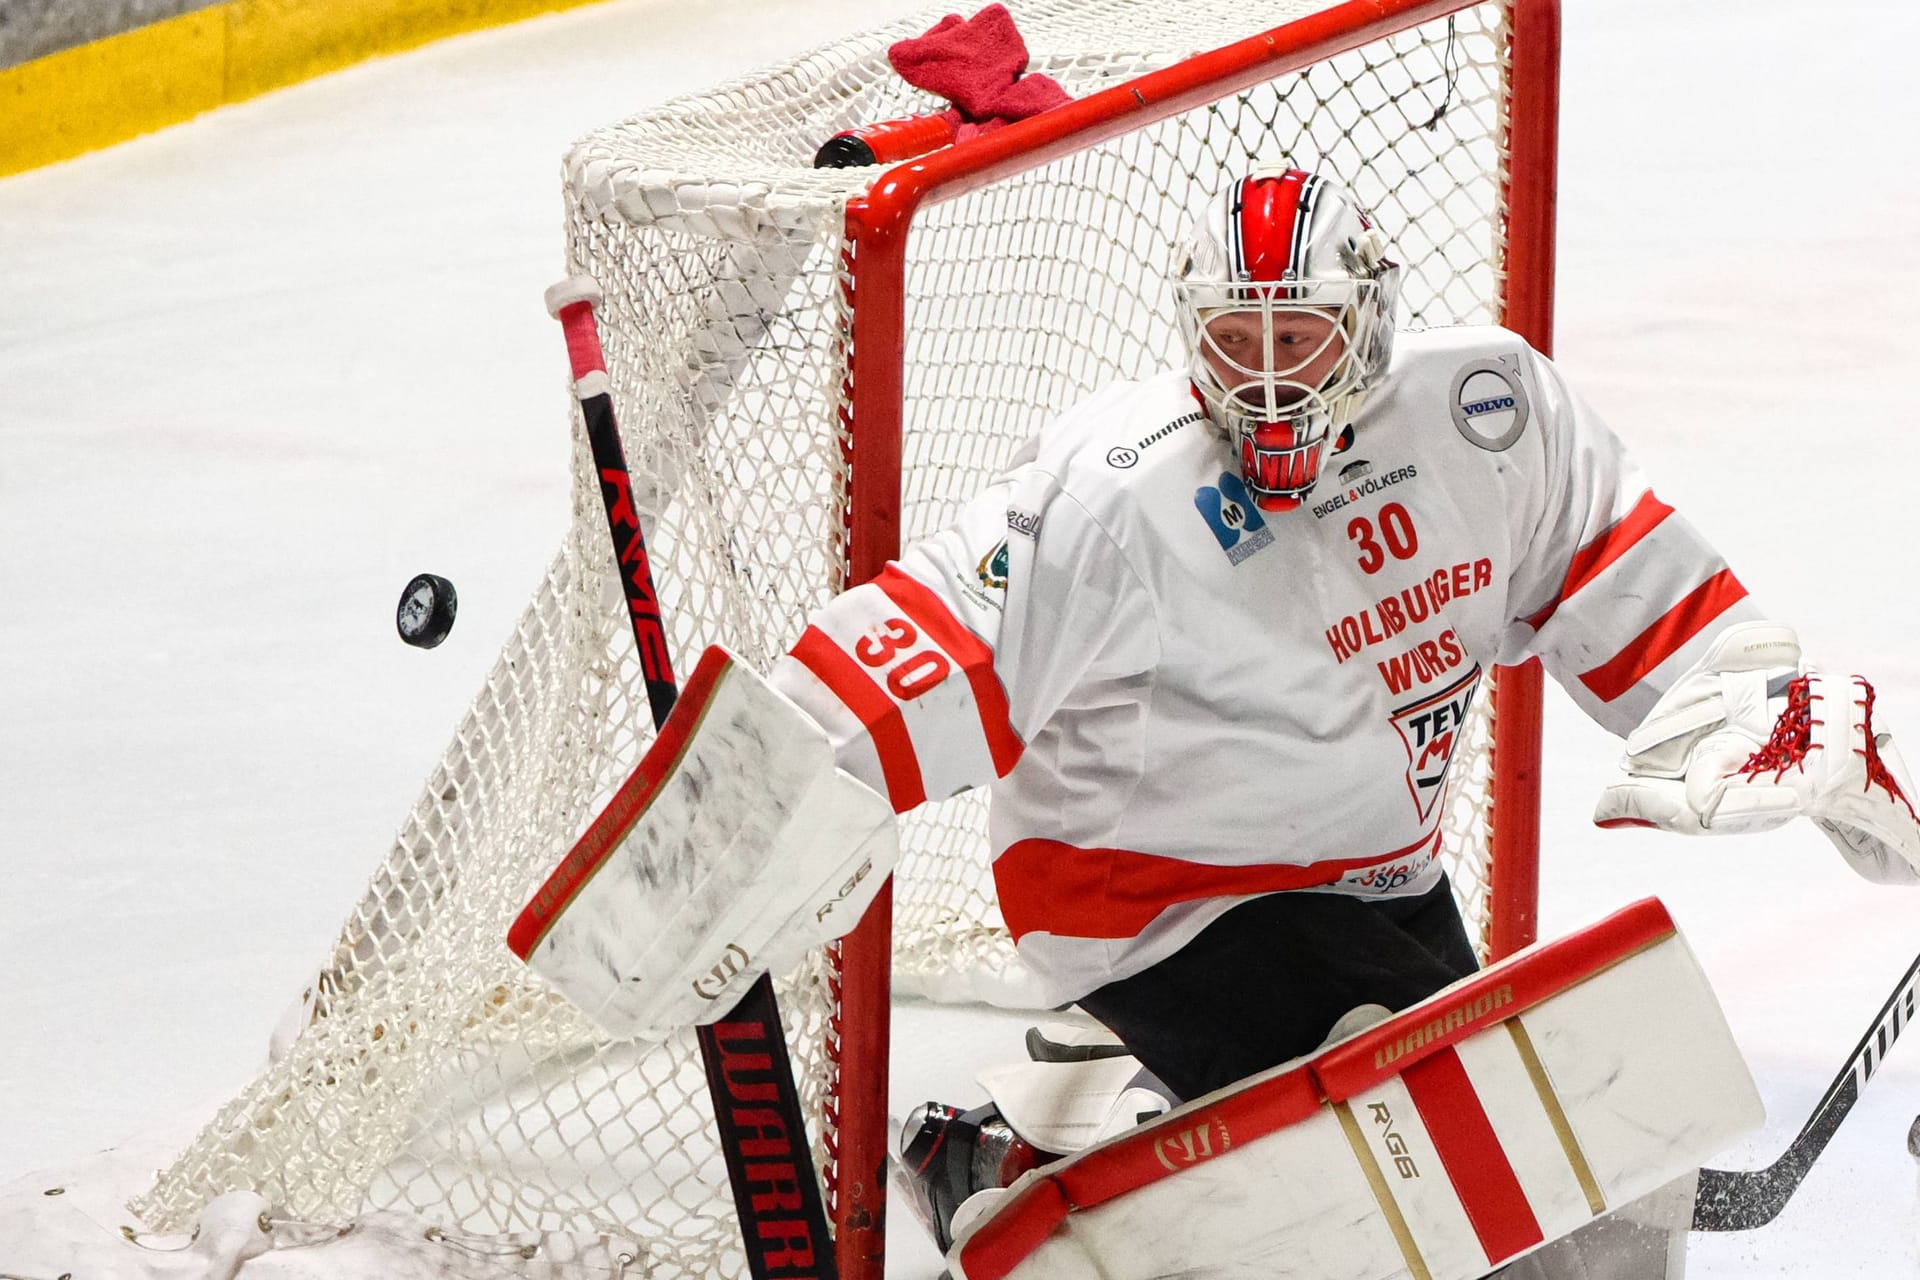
[
  {"x1": 508, "y1": 645, "x2": 898, "y2": 1038},
  {"x1": 947, "y1": 899, "x2": 1761, "y2": 1280}
]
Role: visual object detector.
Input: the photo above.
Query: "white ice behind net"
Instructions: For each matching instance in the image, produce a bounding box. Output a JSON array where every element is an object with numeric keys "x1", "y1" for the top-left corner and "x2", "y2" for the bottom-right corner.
[{"x1": 138, "y1": 0, "x2": 1520, "y2": 1272}]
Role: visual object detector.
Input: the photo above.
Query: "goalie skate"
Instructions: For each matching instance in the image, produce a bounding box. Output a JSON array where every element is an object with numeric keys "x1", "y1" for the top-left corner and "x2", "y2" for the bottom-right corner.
[{"x1": 897, "y1": 1101, "x2": 1047, "y2": 1253}]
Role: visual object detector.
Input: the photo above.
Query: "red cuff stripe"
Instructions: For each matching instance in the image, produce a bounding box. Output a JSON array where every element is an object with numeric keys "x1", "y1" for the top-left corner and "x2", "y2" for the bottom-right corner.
[
  {"x1": 993, "y1": 827, "x2": 1441, "y2": 941},
  {"x1": 1403, "y1": 1047, "x2": 1545, "y2": 1263},
  {"x1": 1577, "y1": 568, "x2": 1748, "y2": 703},
  {"x1": 790, "y1": 626, "x2": 927, "y2": 812},
  {"x1": 872, "y1": 566, "x2": 1025, "y2": 777},
  {"x1": 1526, "y1": 492, "x2": 1675, "y2": 630}
]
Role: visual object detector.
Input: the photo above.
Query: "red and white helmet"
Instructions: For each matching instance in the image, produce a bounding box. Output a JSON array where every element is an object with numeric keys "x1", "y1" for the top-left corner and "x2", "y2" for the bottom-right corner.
[{"x1": 1174, "y1": 168, "x2": 1402, "y2": 512}]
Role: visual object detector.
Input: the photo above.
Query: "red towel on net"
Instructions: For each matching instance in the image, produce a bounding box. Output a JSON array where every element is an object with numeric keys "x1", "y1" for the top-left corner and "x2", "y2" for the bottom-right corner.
[{"x1": 888, "y1": 4, "x2": 1071, "y2": 142}]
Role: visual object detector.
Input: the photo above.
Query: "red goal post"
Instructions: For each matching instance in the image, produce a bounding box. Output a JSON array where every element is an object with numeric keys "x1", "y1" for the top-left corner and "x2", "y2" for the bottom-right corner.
[{"x1": 134, "y1": 2, "x2": 1559, "y2": 1277}]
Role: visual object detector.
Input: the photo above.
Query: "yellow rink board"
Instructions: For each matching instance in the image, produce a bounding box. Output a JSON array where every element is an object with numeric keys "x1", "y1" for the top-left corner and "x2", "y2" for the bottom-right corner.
[{"x1": 1, "y1": 0, "x2": 613, "y2": 177}]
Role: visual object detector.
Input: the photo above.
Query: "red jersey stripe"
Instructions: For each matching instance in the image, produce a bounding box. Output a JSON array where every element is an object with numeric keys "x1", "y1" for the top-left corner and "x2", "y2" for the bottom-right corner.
[
  {"x1": 1577, "y1": 568, "x2": 1748, "y2": 703},
  {"x1": 993, "y1": 827, "x2": 1442, "y2": 941},
  {"x1": 1402, "y1": 1046, "x2": 1545, "y2": 1263},
  {"x1": 790, "y1": 626, "x2": 927, "y2": 812},
  {"x1": 1525, "y1": 492, "x2": 1675, "y2": 631},
  {"x1": 872, "y1": 565, "x2": 1025, "y2": 777}
]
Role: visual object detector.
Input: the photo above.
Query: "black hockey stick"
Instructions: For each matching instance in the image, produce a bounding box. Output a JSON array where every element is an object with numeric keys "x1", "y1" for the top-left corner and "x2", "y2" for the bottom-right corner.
[
  {"x1": 1692, "y1": 946, "x2": 1920, "y2": 1231},
  {"x1": 545, "y1": 277, "x2": 839, "y2": 1280}
]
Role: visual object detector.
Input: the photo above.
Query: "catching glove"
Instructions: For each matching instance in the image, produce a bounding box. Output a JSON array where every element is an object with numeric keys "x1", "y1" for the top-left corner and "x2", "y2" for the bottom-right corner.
[{"x1": 1594, "y1": 621, "x2": 1920, "y2": 884}]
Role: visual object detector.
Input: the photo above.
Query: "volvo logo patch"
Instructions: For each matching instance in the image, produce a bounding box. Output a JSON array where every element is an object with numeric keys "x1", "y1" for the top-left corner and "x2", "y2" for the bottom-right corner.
[{"x1": 1449, "y1": 356, "x2": 1529, "y2": 452}]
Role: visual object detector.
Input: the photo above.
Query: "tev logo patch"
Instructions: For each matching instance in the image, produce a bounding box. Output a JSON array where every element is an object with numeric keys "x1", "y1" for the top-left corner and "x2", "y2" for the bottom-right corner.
[
  {"x1": 1390, "y1": 665, "x2": 1483, "y2": 821},
  {"x1": 1194, "y1": 472, "x2": 1275, "y2": 565}
]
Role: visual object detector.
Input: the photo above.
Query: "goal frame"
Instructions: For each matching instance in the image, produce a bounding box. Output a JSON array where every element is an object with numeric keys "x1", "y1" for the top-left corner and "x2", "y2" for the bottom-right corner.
[{"x1": 829, "y1": 1, "x2": 1560, "y2": 1275}]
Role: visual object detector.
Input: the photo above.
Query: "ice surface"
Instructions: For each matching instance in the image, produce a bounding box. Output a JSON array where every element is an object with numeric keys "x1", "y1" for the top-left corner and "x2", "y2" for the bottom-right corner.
[{"x1": 2, "y1": 0, "x2": 1918, "y2": 1274}]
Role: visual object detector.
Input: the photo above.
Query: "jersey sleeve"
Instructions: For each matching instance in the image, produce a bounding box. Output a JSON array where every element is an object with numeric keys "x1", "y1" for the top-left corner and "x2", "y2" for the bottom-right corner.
[
  {"x1": 768, "y1": 456, "x2": 1160, "y2": 813},
  {"x1": 1503, "y1": 349, "x2": 1763, "y2": 736}
]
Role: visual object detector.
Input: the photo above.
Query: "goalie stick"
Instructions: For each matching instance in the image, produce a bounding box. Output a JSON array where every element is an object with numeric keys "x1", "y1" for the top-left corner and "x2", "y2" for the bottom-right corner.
[
  {"x1": 1692, "y1": 945, "x2": 1920, "y2": 1231},
  {"x1": 545, "y1": 276, "x2": 840, "y2": 1280}
]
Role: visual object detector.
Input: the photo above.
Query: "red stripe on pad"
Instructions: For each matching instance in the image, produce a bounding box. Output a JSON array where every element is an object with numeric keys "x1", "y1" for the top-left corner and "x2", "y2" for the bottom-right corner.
[
  {"x1": 1577, "y1": 569, "x2": 1749, "y2": 703},
  {"x1": 1403, "y1": 1047, "x2": 1544, "y2": 1263},
  {"x1": 873, "y1": 565, "x2": 1025, "y2": 776},
  {"x1": 790, "y1": 626, "x2": 927, "y2": 812},
  {"x1": 507, "y1": 645, "x2": 732, "y2": 958},
  {"x1": 1525, "y1": 492, "x2": 1674, "y2": 630},
  {"x1": 956, "y1": 1065, "x2": 1324, "y2": 1280},
  {"x1": 994, "y1": 827, "x2": 1442, "y2": 942}
]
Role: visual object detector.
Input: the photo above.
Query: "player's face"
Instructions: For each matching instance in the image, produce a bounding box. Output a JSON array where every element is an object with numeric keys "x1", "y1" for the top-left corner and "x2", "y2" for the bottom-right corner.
[{"x1": 1200, "y1": 307, "x2": 1347, "y2": 408}]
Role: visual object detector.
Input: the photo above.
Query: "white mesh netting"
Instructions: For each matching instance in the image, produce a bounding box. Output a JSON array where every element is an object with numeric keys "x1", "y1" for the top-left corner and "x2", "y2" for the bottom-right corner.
[{"x1": 137, "y1": 0, "x2": 1532, "y2": 1273}]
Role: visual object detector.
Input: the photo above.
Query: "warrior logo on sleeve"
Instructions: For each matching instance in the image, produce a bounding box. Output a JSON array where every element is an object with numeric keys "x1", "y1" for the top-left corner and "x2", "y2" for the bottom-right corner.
[{"x1": 1389, "y1": 665, "x2": 1483, "y2": 821}]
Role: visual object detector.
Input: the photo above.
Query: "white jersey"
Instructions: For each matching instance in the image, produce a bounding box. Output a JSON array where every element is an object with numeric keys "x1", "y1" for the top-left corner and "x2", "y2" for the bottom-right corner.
[{"x1": 769, "y1": 325, "x2": 1758, "y2": 1007}]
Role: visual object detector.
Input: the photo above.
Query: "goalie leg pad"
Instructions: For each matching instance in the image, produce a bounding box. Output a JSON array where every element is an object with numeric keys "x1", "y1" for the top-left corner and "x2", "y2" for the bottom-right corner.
[
  {"x1": 1498, "y1": 1172, "x2": 1694, "y2": 1280},
  {"x1": 507, "y1": 645, "x2": 898, "y2": 1037},
  {"x1": 977, "y1": 1054, "x2": 1173, "y2": 1158},
  {"x1": 948, "y1": 899, "x2": 1759, "y2": 1280}
]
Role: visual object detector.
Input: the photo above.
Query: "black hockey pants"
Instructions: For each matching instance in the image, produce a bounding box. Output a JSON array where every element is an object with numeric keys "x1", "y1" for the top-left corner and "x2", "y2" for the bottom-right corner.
[{"x1": 1077, "y1": 876, "x2": 1478, "y2": 1102}]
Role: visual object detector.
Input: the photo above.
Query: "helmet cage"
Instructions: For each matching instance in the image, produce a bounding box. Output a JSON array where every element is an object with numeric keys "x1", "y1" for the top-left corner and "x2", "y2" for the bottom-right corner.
[
  {"x1": 1178, "y1": 276, "x2": 1392, "y2": 426},
  {"x1": 1175, "y1": 274, "x2": 1398, "y2": 509}
]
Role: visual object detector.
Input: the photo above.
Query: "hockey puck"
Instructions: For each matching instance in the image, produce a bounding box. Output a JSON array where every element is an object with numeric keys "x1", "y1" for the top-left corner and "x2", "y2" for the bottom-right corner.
[{"x1": 396, "y1": 573, "x2": 457, "y2": 648}]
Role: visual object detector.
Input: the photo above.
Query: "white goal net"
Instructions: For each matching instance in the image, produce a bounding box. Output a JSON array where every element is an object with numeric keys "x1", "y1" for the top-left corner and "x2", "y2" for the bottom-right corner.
[{"x1": 134, "y1": 0, "x2": 1551, "y2": 1274}]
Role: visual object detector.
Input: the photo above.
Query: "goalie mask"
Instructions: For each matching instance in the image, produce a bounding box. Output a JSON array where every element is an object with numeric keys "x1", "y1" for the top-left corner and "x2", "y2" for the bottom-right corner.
[{"x1": 1174, "y1": 168, "x2": 1402, "y2": 512}]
